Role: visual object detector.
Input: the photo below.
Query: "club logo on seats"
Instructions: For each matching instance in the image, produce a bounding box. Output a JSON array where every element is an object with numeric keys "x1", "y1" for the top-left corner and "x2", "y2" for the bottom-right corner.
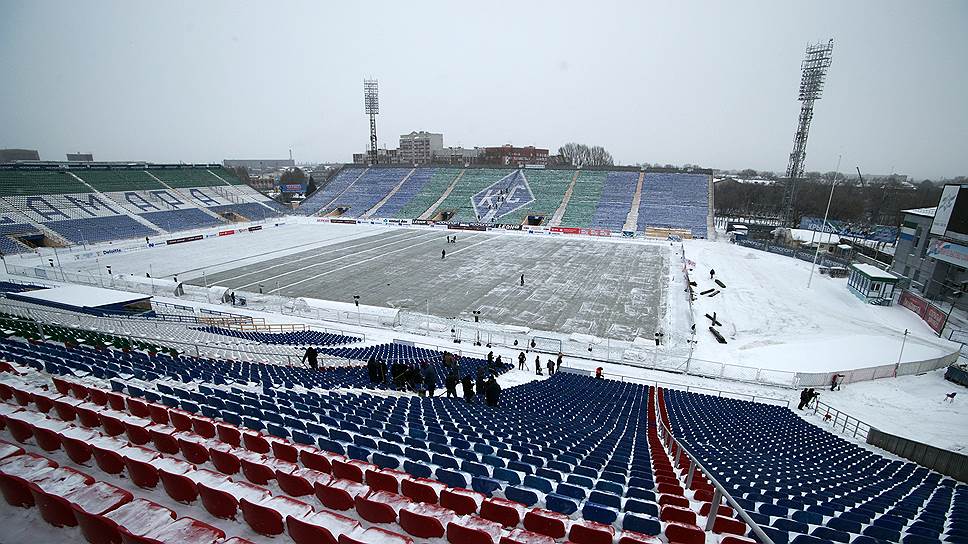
[{"x1": 470, "y1": 171, "x2": 535, "y2": 222}]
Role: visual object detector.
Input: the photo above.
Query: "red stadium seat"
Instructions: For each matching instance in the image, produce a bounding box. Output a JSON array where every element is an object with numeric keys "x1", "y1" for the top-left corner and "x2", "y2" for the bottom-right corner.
[
  {"x1": 500, "y1": 528, "x2": 557, "y2": 544},
  {"x1": 216, "y1": 423, "x2": 241, "y2": 447},
  {"x1": 148, "y1": 404, "x2": 169, "y2": 425},
  {"x1": 68, "y1": 481, "x2": 134, "y2": 544},
  {"x1": 149, "y1": 428, "x2": 179, "y2": 454},
  {"x1": 191, "y1": 416, "x2": 216, "y2": 439},
  {"x1": 481, "y1": 496, "x2": 525, "y2": 527},
  {"x1": 299, "y1": 448, "x2": 334, "y2": 472},
  {"x1": 447, "y1": 516, "x2": 504, "y2": 544},
  {"x1": 75, "y1": 406, "x2": 102, "y2": 428},
  {"x1": 209, "y1": 446, "x2": 242, "y2": 476},
  {"x1": 332, "y1": 458, "x2": 367, "y2": 483},
  {"x1": 441, "y1": 487, "x2": 485, "y2": 515},
  {"x1": 664, "y1": 521, "x2": 705, "y2": 544},
  {"x1": 659, "y1": 493, "x2": 691, "y2": 509},
  {"x1": 241, "y1": 457, "x2": 277, "y2": 485},
  {"x1": 242, "y1": 431, "x2": 271, "y2": 454},
  {"x1": 177, "y1": 435, "x2": 211, "y2": 465},
  {"x1": 287, "y1": 509, "x2": 360, "y2": 544},
  {"x1": 123, "y1": 421, "x2": 151, "y2": 445},
  {"x1": 87, "y1": 388, "x2": 107, "y2": 407},
  {"x1": 52, "y1": 398, "x2": 77, "y2": 422},
  {"x1": 270, "y1": 438, "x2": 299, "y2": 463},
  {"x1": 126, "y1": 398, "x2": 150, "y2": 418},
  {"x1": 120, "y1": 446, "x2": 161, "y2": 489},
  {"x1": 660, "y1": 505, "x2": 697, "y2": 525},
  {"x1": 103, "y1": 499, "x2": 177, "y2": 543},
  {"x1": 365, "y1": 467, "x2": 407, "y2": 494},
  {"x1": 401, "y1": 476, "x2": 445, "y2": 504},
  {"x1": 4, "y1": 414, "x2": 33, "y2": 442},
  {"x1": 120, "y1": 517, "x2": 225, "y2": 544},
  {"x1": 28, "y1": 466, "x2": 95, "y2": 527},
  {"x1": 338, "y1": 526, "x2": 413, "y2": 544},
  {"x1": 32, "y1": 424, "x2": 62, "y2": 452},
  {"x1": 198, "y1": 479, "x2": 268, "y2": 520},
  {"x1": 315, "y1": 476, "x2": 368, "y2": 511},
  {"x1": 569, "y1": 520, "x2": 616, "y2": 544},
  {"x1": 0, "y1": 453, "x2": 59, "y2": 507},
  {"x1": 92, "y1": 441, "x2": 127, "y2": 475},
  {"x1": 523, "y1": 508, "x2": 570, "y2": 539},
  {"x1": 167, "y1": 409, "x2": 193, "y2": 432},
  {"x1": 240, "y1": 495, "x2": 313, "y2": 536},
  {"x1": 355, "y1": 490, "x2": 410, "y2": 524},
  {"x1": 157, "y1": 462, "x2": 198, "y2": 504},
  {"x1": 52, "y1": 377, "x2": 71, "y2": 396},
  {"x1": 31, "y1": 392, "x2": 55, "y2": 413},
  {"x1": 699, "y1": 501, "x2": 734, "y2": 517},
  {"x1": 618, "y1": 531, "x2": 663, "y2": 544},
  {"x1": 713, "y1": 515, "x2": 747, "y2": 536},
  {"x1": 399, "y1": 502, "x2": 454, "y2": 539},
  {"x1": 277, "y1": 467, "x2": 328, "y2": 497},
  {"x1": 105, "y1": 392, "x2": 126, "y2": 412}
]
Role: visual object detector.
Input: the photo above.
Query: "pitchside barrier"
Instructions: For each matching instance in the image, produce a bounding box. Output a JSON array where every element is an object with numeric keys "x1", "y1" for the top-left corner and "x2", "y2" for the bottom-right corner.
[
  {"x1": 3, "y1": 260, "x2": 960, "y2": 390},
  {"x1": 867, "y1": 429, "x2": 968, "y2": 483}
]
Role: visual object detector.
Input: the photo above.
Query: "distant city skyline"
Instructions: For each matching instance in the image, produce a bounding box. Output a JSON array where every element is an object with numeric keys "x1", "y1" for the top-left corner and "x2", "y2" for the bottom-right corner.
[{"x1": 1, "y1": 0, "x2": 966, "y2": 179}]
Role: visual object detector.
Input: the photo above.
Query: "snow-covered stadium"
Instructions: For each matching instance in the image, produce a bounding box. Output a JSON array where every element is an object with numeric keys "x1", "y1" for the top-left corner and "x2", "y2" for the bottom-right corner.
[{"x1": 0, "y1": 159, "x2": 963, "y2": 544}]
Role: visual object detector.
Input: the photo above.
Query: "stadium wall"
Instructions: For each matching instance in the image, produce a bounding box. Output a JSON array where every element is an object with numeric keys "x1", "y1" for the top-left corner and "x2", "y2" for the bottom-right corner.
[{"x1": 867, "y1": 428, "x2": 968, "y2": 483}]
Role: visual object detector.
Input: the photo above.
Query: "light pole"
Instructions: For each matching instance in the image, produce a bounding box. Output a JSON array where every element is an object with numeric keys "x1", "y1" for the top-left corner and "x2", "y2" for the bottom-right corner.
[
  {"x1": 353, "y1": 295, "x2": 361, "y2": 326},
  {"x1": 808, "y1": 154, "x2": 842, "y2": 289},
  {"x1": 894, "y1": 328, "x2": 909, "y2": 377}
]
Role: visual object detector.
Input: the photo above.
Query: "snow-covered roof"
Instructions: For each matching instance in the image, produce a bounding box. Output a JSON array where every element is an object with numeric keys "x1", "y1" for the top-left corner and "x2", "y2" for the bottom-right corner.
[
  {"x1": 850, "y1": 263, "x2": 899, "y2": 281},
  {"x1": 12, "y1": 285, "x2": 150, "y2": 308},
  {"x1": 902, "y1": 207, "x2": 936, "y2": 218}
]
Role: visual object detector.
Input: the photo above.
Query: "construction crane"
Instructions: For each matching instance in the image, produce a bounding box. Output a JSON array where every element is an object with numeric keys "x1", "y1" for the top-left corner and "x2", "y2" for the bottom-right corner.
[{"x1": 856, "y1": 166, "x2": 866, "y2": 187}]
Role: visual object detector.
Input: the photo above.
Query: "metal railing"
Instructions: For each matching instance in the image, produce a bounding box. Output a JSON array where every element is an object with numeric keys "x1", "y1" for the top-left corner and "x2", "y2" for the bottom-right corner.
[
  {"x1": 654, "y1": 389, "x2": 776, "y2": 544},
  {"x1": 811, "y1": 398, "x2": 873, "y2": 440}
]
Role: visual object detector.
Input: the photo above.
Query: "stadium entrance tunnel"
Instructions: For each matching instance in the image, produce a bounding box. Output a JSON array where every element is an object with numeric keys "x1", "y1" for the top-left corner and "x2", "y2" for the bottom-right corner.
[
  {"x1": 14, "y1": 232, "x2": 65, "y2": 250},
  {"x1": 433, "y1": 210, "x2": 455, "y2": 221},
  {"x1": 324, "y1": 207, "x2": 349, "y2": 218},
  {"x1": 216, "y1": 211, "x2": 248, "y2": 223},
  {"x1": 525, "y1": 214, "x2": 545, "y2": 226}
]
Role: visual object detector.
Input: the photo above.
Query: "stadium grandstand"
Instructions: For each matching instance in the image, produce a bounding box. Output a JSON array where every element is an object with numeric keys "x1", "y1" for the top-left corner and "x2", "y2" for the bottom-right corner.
[{"x1": 0, "y1": 164, "x2": 287, "y2": 252}]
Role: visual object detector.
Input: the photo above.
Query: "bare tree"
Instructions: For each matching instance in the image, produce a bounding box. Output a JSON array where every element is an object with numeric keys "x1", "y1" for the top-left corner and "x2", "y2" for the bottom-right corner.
[{"x1": 557, "y1": 142, "x2": 614, "y2": 166}]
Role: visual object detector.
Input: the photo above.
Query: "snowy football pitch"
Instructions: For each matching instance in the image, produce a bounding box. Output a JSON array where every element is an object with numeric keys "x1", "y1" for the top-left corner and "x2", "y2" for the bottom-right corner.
[{"x1": 191, "y1": 228, "x2": 670, "y2": 340}]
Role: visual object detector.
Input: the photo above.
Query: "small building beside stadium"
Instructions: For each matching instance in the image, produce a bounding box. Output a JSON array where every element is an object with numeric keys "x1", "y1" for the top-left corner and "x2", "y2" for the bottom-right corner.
[{"x1": 847, "y1": 264, "x2": 899, "y2": 305}]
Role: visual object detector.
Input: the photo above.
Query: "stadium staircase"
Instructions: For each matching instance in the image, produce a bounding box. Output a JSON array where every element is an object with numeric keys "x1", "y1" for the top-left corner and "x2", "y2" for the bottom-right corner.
[
  {"x1": 559, "y1": 171, "x2": 608, "y2": 230},
  {"x1": 549, "y1": 171, "x2": 581, "y2": 227},
  {"x1": 623, "y1": 172, "x2": 646, "y2": 233},
  {"x1": 418, "y1": 169, "x2": 465, "y2": 220}
]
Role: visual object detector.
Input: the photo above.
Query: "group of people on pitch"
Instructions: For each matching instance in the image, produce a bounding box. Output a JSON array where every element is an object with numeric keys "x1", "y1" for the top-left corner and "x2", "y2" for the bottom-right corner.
[{"x1": 518, "y1": 351, "x2": 563, "y2": 376}]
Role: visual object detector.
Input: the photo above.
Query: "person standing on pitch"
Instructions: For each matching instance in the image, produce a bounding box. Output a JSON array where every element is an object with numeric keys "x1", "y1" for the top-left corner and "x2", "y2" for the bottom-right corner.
[
  {"x1": 441, "y1": 248, "x2": 446, "y2": 260},
  {"x1": 520, "y1": 273, "x2": 525, "y2": 286},
  {"x1": 518, "y1": 351, "x2": 526, "y2": 370},
  {"x1": 556, "y1": 352, "x2": 563, "y2": 372},
  {"x1": 534, "y1": 355, "x2": 542, "y2": 375}
]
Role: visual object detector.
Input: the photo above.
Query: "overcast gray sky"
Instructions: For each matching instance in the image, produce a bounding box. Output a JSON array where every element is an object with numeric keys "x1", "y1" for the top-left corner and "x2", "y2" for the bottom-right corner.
[{"x1": 1, "y1": 1, "x2": 966, "y2": 179}]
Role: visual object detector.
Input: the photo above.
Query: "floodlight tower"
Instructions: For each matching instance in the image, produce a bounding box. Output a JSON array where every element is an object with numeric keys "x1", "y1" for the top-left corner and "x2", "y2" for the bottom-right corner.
[
  {"x1": 363, "y1": 79, "x2": 379, "y2": 165},
  {"x1": 782, "y1": 39, "x2": 834, "y2": 225}
]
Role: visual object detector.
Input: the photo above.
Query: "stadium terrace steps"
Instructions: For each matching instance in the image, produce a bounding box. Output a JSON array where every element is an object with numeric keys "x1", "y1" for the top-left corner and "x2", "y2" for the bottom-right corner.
[
  {"x1": 589, "y1": 171, "x2": 639, "y2": 232},
  {"x1": 361, "y1": 168, "x2": 417, "y2": 219},
  {"x1": 503, "y1": 169, "x2": 573, "y2": 225},
  {"x1": 374, "y1": 167, "x2": 439, "y2": 219},
  {"x1": 636, "y1": 173, "x2": 709, "y2": 238},
  {"x1": 549, "y1": 171, "x2": 581, "y2": 227},
  {"x1": 623, "y1": 172, "x2": 646, "y2": 232},
  {"x1": 326, "y1": 168, "x2": 411, "y2": 218},
  {"x1": 72, "y1": 169, "x2": 166, "y2": 193},
  {"x1": 417, "y1": 168, "x2": 465, "y2": 220},
  {"x1": 0, "y1": 170, "x2": 89, "y2": 196},
  {"x1": 548, "y1": 170, "x2": 607, "y2": 229},
  {"x1": 296, "y1": 167, "x2": 366, "y2": 216}
]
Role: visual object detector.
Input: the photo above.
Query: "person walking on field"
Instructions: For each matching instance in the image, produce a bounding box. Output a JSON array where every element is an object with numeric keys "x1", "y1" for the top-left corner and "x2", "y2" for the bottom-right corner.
[
  {"x1": 709, "y1": 268, "x2": 715, "y2": 280},
  {"x1": 302, "y1": 346, "x2": 319, "y2": 372},
  {"x1": 535, "y1": 355, "x2": 542, "y2": 375},
  {"x1": 441, "y1": 249, "x2": 446, "y2": 260},
  {"x1": 520, "y1": 273, "x2": 525, "y2": 286},
  {"x1": 518, "y1": 351, "x2": 526, "y2": 371}
]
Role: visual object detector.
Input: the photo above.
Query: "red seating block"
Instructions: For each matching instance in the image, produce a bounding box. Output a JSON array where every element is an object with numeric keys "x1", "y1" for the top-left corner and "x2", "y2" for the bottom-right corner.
[
  {"x1": 287, "y1": 509, "x2": 361, "y2": 544},
  {"x1": 399, "y1": 502, "x2": 455, "y2": 538},
  {"x1": 241, "y1": 457, "x2": 277, "y2": 485},
  {"x1": 87, "y1": 388, "x2": 107, "y2": 407},
  {"x1": 401, "y1": 476, "x2": 445, "y2": 504},
  {"x1": 657, "y1": 481, "x2": 684, "y2": 496},
  {"x1": 105, "y1": 392, "x2": 126, "y2": 411},
  {"x1": 31, "y1": 392, "x2": 55, "y2": 413},
  {"x1": 660, "y1": 505, "x2": 697, "y2": 525},
  {"x1": 158, "y1": 464, "x2": 198, "y2": 504},
  {"x1": 123, "y1": 421, "x2": 151, "y2": 445},
  {"x1": 67, "y1": 481, "x2": 134, "y2": 544},
  {"x1": 713, "y1": 515, "x2": 747, "y2": 536},
  {"x1": 121, "y1": 447, "x2": 161, "y2": 489},
  {"x1": 332, "y1": 458, "x2": 368, "y2": 483},
  {"x1": 29, "y1": 467, "x2": 95, "y2": 527},
  {"x1": 569, "y1": 520, "x2": 616, "y2": 544},
  {"x1": 523, "y1": 508, "x2": 570, "y2": 539},
  {"x1": 92, "y1": 441, "x2": 126, "y2": 475},
  {"x1": 693, "y1": 488, "x2": 714, "y2": 502},
  {"x1": 4, "y1": 414, "x2": 33, "y2": 442},
  {"x1": 32, "y1": 424, "x2": 62, "y2": 452},
  {"x1": 148, "y1": 404, "x2": 169, "y2": 425},
  {"x1": 441, "y1": 487, "x2": 485, "y2": 515},
  {"x1": 481, "y1": 496, "x2": 525, "y2": 527},
  {"x1": 664, "y1": 521, "x2": 705, "y2": 544},
  {"x1": 52, "y1": 377, "x2": 71, "y2": 396},
  {"x1": 120, "y1": 516, "x2": 224, "y2": 544},
  {"x1": 52, "y1": 399, "x2": 77, "y2": 422},
  {"x1": 447, "y1": 516, "x2": 504, "y2": 544}
]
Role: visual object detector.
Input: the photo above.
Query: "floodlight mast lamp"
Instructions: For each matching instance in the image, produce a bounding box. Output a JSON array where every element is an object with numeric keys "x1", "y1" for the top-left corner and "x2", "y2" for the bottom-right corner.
[
  {"x1": 782, "y1": 39, "x2": 834, "y2": 226},
  {"x1": 364, "y1": 79, "x2": 379, "y2": 165}
]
